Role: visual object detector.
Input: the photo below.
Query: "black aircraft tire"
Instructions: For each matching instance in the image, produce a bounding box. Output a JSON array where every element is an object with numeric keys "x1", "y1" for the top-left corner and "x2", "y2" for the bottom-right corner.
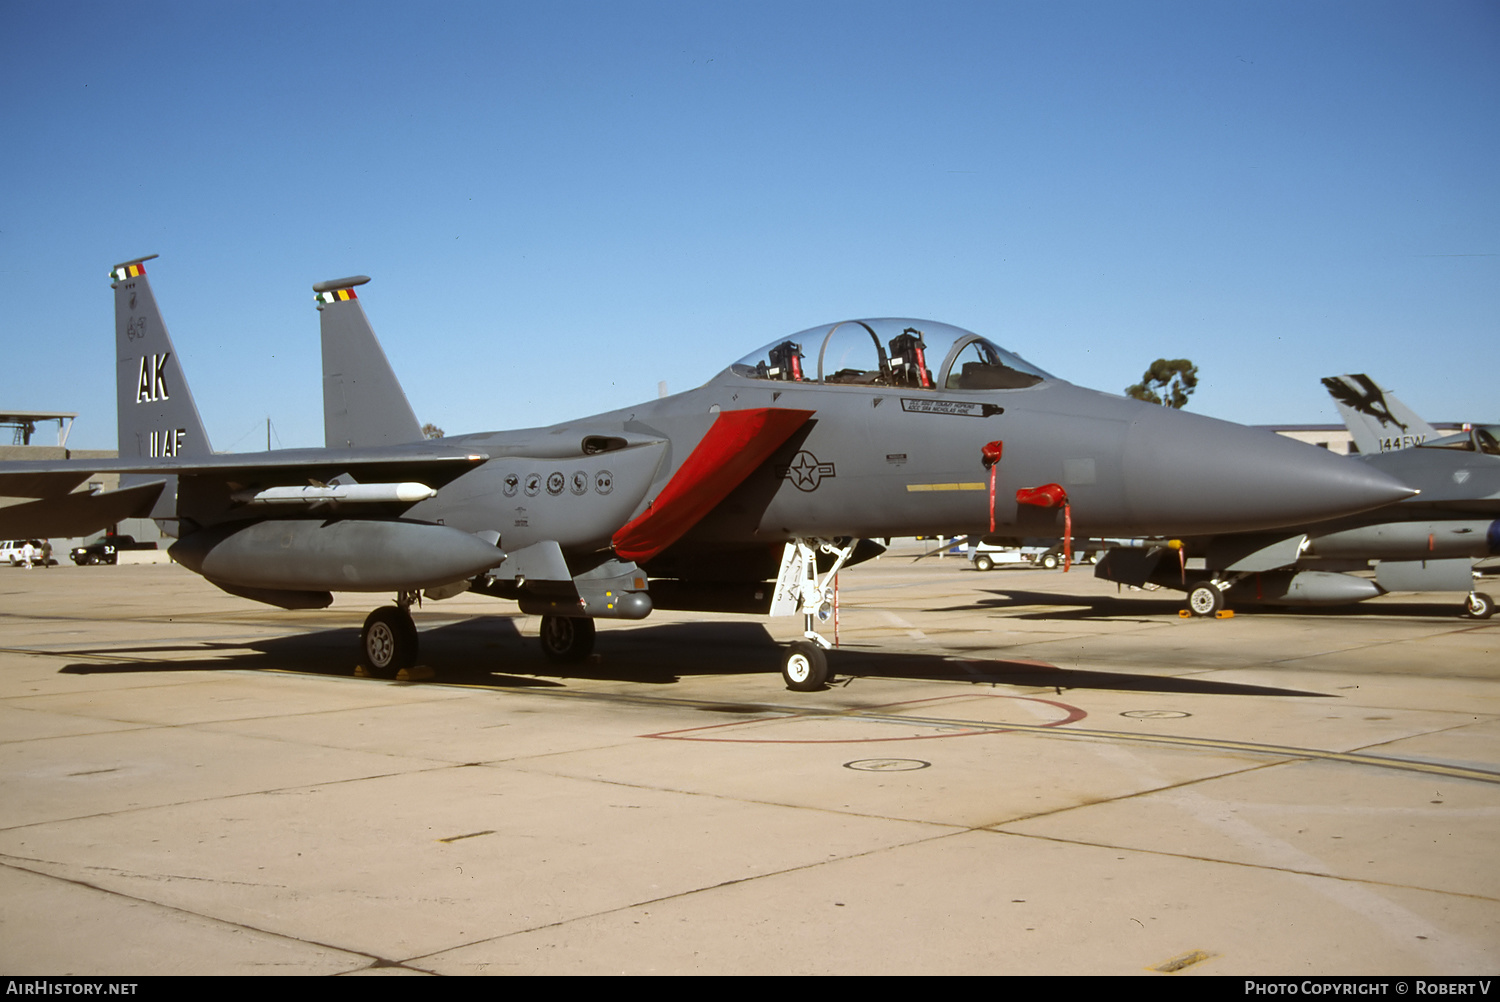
[
  {"x1": 362, "y1": 606, "x2": 417, "y2": 677},
  {"x1": 1188, "y1": 583, "x2": 1224, "y2": 617},
  {"x1": 782, "y1": 641, "x2": 829, "y2": 692},
  {"x1": 1465, "y1": 592, "x2": 1495, "y2": 620},
  {"x1": 1041, "y1": 553, "x2": 1059, "y2": 570},
  {"x1": 974, "y1": 555, "x2": 993, "y2": 572},
  {"x1": 540, "y1": 615, "x2": 596, "y2": 663}
]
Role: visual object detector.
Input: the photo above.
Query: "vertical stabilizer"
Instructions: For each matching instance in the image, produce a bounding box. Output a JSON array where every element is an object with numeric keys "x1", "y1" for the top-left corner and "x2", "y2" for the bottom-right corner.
[
  {"x1": 112, "y1": 256, "x2": 213, "y2": 461},
  {"x1": 1321, "y1": 374, "x2": 1437, "y2": 454},
  {"x1": 315, "y1": 277, "x2": 423, "y2": 448}
]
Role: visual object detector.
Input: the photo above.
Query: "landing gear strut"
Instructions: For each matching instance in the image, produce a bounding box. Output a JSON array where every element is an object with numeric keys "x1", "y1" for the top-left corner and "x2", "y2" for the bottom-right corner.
[
  {"x1": 361, "y1": 594, "x2": 419, "y2": 677},
  {"x1": 776, "y1": 538, "x2": 858, "y2": 690},
  {"x1": 1465, "y1": 591, "x2": 1494, "y2": 620}
]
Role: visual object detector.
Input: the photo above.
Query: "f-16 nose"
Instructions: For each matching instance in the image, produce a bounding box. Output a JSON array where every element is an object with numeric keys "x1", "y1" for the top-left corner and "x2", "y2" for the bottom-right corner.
[{"x1": 1121, "y1": 406, "x2": 1415, "y2": 535}]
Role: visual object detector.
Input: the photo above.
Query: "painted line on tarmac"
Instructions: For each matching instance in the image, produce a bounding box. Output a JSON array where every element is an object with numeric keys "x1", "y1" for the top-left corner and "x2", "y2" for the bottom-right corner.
[
  {"x1": 6, "y1": 643, "x2": 1496, "y2": 786},
  {"x1": 484, "y1": 686, "x2": 1500, "y2": 786},
  {"x1": 642, "y1": 693, "x2": 1086, "y2": 743}
]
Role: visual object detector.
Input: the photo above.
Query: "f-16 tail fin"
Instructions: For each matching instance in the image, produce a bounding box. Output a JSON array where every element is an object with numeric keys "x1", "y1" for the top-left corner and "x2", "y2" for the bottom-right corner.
[
  {"x1": 315, "y1": 276, "x2": 423, "y2": 448},
  {"x1": 112, "y1": 256, "x2": 213, "y2": 461},
  {"x1": 1321, "y1": 374, "x2": 1436, "y2": 454}
]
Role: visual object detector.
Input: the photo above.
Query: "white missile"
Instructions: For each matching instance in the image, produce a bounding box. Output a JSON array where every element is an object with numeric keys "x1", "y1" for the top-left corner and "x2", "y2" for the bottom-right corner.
[{"x1": 231, "y1": 482, "x2": 437, "y2": 505}]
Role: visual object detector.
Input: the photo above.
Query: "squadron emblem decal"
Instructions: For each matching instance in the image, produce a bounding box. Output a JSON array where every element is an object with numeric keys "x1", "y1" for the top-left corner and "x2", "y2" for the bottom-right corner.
[
  {"x1": 595, "y1": 470, "x2": 614, "y2": 495},
  {"x1": 1321, "y1": 375, "x2": 1407, "y2": 432},
  {"x1": 777, "y1": 450, "x2": 836, "y2": 492},
  {"x1": 502, "y1": 473, "x2": 519, "y2": 498}
]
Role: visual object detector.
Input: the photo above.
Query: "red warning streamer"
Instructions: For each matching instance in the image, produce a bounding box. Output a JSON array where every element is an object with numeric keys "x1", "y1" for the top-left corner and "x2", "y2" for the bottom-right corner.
[{"x1": 981, "y1": 441, "x2": 1003, "y2": 533}]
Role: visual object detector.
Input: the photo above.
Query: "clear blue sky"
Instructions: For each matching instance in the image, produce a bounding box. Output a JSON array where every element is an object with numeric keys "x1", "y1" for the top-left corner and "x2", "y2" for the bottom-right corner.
[{"x1": 3, "y1": 0, "x2": 1495, "y2": 451}]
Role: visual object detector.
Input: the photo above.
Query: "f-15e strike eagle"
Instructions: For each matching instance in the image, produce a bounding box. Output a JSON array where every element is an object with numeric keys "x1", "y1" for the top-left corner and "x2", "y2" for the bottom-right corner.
[{"x1": 0, "y1": 256, "x2": 1414, "y2": 689}]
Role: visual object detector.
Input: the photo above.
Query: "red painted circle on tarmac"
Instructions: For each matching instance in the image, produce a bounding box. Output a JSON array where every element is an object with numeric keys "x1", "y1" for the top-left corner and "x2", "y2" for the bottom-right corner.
[{"x1": 643, "y1": 693, "x2": 1086, "y2": 744}]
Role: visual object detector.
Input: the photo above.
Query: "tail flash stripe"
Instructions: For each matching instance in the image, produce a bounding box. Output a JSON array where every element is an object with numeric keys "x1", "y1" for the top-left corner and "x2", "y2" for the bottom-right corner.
[
  {"x1": 110, "y1": 263, "x2": 147, "y2": 281},
  {"x1": 317, "y1": 289, "x2": 359, "y2": 304}
]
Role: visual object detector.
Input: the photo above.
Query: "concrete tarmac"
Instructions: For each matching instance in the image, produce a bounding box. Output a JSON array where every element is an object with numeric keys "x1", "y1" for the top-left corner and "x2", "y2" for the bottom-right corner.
[{"x1": 1, "y1": 549, "x2": 1496, "y2": 976}]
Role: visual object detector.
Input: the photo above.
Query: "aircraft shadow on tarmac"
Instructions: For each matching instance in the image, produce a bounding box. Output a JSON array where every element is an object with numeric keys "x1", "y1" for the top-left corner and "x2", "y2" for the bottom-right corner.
[
  {"x1": 936, "y1": 588, "x2": 1475, "y2": 621},
  {"x1": 59, "y1": 616, "x2": 1326, "y2": 698}
]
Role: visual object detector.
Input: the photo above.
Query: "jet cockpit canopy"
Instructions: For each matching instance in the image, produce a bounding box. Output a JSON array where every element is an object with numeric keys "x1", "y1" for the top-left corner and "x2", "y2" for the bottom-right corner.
[
  {"x1": 1419, "y1": 425, "x2": 1500, "y2": 456},
  {"x1": 730, "y1": 319, "x2": 1053, "y2": 391}
]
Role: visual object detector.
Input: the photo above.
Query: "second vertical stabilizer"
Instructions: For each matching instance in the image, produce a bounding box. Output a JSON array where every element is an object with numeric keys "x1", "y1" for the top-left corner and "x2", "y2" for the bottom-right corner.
[{"x1": 316, "y1": 276, "x2": 423, "y2": 448}]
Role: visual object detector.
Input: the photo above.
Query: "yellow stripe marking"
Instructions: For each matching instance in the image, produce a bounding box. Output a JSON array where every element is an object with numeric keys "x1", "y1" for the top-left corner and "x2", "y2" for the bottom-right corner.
[{"x1": 905, "y1": 483, "x2": 986, "y2": 492}]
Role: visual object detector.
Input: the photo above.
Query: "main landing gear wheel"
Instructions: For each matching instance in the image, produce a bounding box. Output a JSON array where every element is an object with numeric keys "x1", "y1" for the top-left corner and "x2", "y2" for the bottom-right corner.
[
  {"x1": 539, "y1": 615, "x2": 596, "y2": 663},
  {"x1": 1465, "y1": 592, "x2": 1495, "y2": 620},
  {"x1": 362, "y1": 606, "x2": 417, "y2": 677},
  {"x1": 1187, "y1": 583, "x2": 1225, "y2": 617},
  {"x1": 782, "y1": 641, "x2": 829, "y2": 692}
]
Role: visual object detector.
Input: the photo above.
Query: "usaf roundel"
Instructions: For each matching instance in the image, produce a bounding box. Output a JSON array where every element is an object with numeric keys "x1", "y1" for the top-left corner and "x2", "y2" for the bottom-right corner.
[{"x1": 777, "y1": 450, "x2": 837, "y2": 492}]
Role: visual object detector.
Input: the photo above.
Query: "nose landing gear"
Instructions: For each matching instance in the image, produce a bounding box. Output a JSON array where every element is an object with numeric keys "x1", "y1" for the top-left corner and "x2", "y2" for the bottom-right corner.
[{"x1": 774, "y1": 538, "x2": 858, "y2": 691}]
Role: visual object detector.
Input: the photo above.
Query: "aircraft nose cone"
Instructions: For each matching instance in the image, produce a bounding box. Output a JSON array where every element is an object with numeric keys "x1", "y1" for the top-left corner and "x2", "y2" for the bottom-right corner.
[{"x1": 1121, "y1": 407, "x2": 1415, "y2": 535}]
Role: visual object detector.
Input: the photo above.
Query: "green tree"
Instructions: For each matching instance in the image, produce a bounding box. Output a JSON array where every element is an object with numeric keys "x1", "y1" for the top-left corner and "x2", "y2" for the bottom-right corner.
[
  {"x1": 1126, "y1": 358, "x2": 1199, "y2": 409},
  {"x1": 421, "y1": 422, "x2": 445, "y2": 439}
]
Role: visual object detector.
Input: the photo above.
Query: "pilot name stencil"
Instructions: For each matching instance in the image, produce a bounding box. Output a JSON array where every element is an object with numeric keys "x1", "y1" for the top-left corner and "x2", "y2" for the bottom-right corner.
[
  {"x1": 900, "y1": 397, "x2": 1003, "y2": 418},
  {"x1": 777, "y1": 450, "x2": 836, "y2": 491}
]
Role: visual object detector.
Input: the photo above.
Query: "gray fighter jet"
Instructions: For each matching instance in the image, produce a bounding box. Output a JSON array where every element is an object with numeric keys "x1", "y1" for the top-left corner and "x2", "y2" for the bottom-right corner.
[
  {"x1": 1322, "y1": 373, "x2": 1438, "y2": 454},
  {"x1": 0, "y1": 257, "x2": 1415, "y2": 689},
  {"x1": 1096, "y1": 375, "x2": 1498, "y2": 619}
]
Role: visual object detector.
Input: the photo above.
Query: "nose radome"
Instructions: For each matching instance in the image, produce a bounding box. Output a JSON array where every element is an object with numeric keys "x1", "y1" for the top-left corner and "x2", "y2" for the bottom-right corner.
[{"x1": 1121, "y1": 406, "x2": 1416, "y2": 536}]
